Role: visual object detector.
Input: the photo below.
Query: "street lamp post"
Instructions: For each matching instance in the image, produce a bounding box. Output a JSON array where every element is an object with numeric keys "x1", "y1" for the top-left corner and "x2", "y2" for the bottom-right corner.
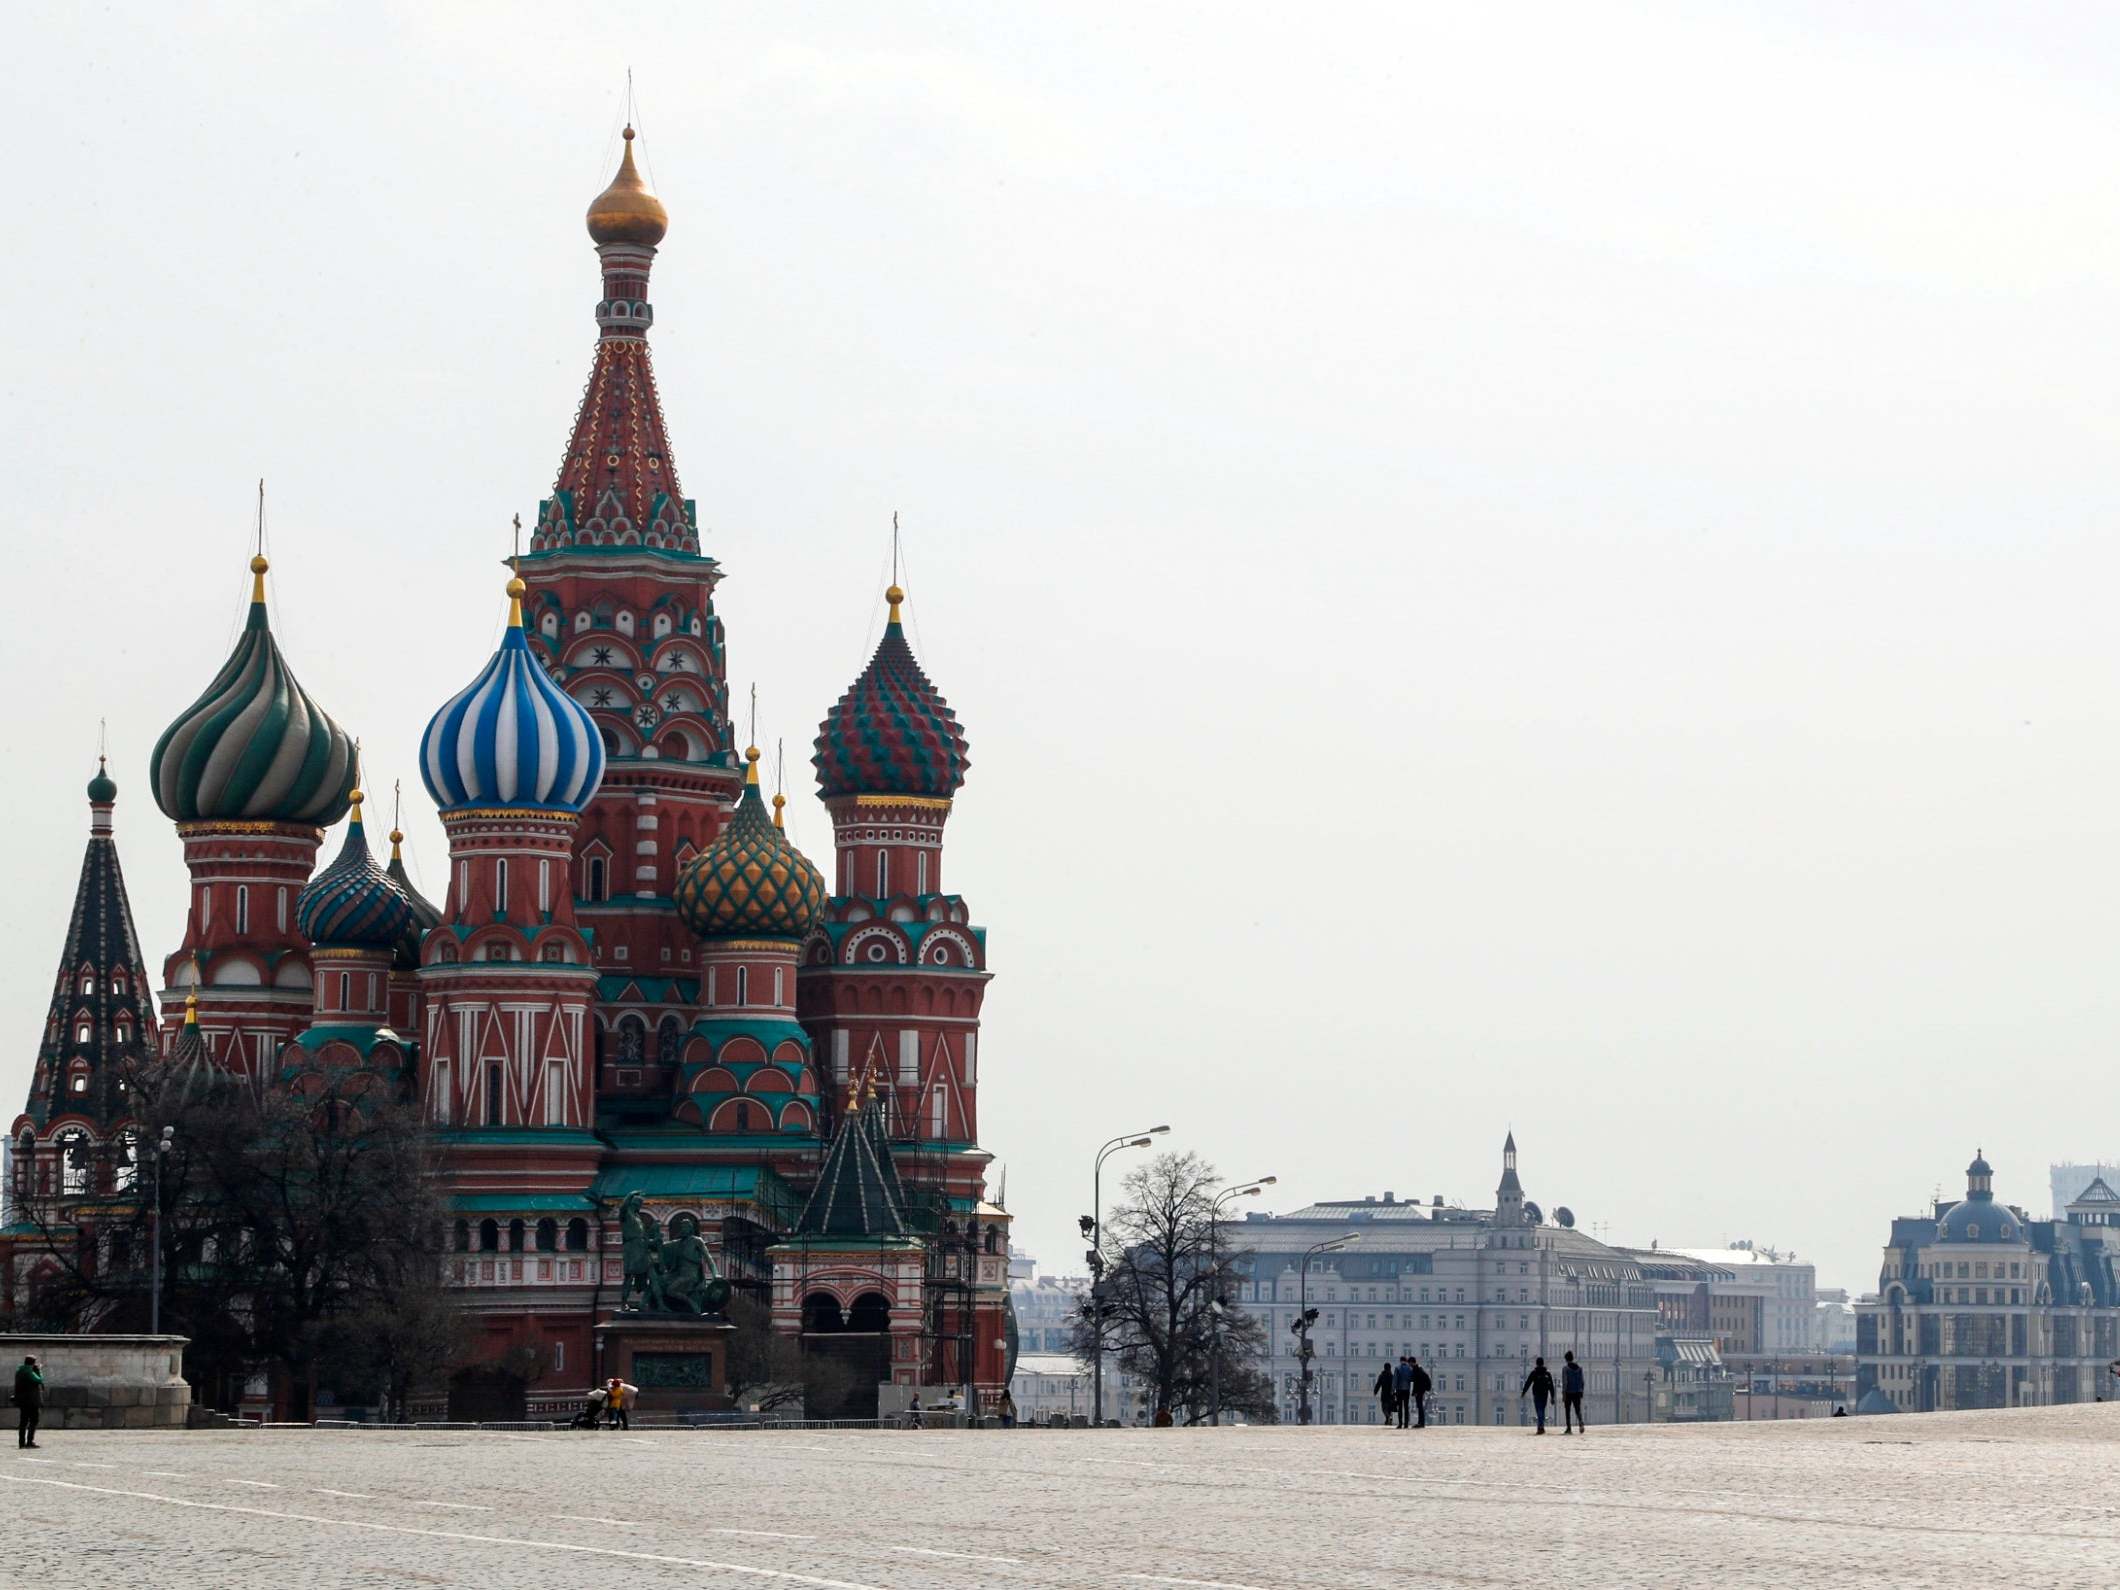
[
  {"x1": 1295, "y1": 1233, "x2": 1360, "y2": 1426},
  {"x1": 149, "y1": 1125, "x2": 174, "y2": 1336},
  {"x1": 1207, "y1": 1177, "x2": 1275, "y2": 1426},
  {"x1": 1087, "y1": 1125, "x2": 1170, "y2": 1426}
]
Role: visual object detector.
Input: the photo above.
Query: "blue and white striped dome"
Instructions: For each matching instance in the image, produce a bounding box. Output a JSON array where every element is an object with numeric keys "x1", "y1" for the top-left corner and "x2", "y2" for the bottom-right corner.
[{"x1": 420, "y1": 578, "x2": 606, "y2": 814}]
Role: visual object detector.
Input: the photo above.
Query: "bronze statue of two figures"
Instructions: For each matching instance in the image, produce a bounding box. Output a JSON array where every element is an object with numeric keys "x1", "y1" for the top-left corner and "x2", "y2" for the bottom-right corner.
[{"x1": 617, "y1": 1191, "x2": 733, "y2": 1317}]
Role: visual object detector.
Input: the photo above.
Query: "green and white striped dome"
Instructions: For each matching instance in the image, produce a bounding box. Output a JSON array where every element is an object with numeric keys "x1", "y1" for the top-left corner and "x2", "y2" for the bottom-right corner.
[{"x1": 149, "y1": 556, "x2": 357, "y2": 826}]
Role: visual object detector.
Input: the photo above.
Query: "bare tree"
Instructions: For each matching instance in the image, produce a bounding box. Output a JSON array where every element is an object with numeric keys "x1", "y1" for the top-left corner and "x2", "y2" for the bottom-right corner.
[
  {"x1": 1071, "y1": 1150, "x2": 1276, "y2": 1425},
  {"x1": 13, "y1": 1057, "x2": 452, "y2": 1418}
]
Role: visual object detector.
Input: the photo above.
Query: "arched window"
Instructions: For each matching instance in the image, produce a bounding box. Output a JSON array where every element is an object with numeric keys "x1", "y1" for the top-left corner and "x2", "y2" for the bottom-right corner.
[
  {"x1": 588, "y1": 857, "x2": 607, "y2": 901},
  {"x1": 478, "y1": 1219, "x2": 499, "y2": 1252},
  {"x1": 565, "y1": 1218, "x2": 589, "y2": 1252},
  {"x1": 495, "y1": 859, "x2": 509, "y2": 912},
  {"x1": 78, "y1": 973, "x2": 95, "y2": 995},
  {"x1": 736, "y1": 967, "x2": 748, "y2": 1007},
  {"x1": 535, "y1": 1218, "x2": 558, "y2": 1252},
  {"x1": 508, "y1": 1218, "x2": 525, "y2": 1253},
  {"x1": 876, "y1": 852, "x2": 889, "y2": 898},
  {"x1": 58, "y1": 1130, "x2": 91, "y2": 1195},
  {"x1": 453, "y1": 1219, "x2": 470, "y2": 1252},
  {"x1": 486, "y1": 1064, "x2": 503, "y2": 1124},
  {"x1": 656, "y1": 1015, "x2": 684, "y2": 1061},
  {"x1": 235, "y1": 885, "x2": 250, "y2": 935}
]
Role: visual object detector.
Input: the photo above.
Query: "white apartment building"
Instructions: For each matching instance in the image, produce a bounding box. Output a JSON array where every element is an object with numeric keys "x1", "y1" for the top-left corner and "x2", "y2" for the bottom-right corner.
[
  {"x1": 1670, "y1": 1243, "x2": 1818, "y2": 1356},
  {"x1": 1224, "y1": 1135, "x2": 1660, "y2": 1428}
]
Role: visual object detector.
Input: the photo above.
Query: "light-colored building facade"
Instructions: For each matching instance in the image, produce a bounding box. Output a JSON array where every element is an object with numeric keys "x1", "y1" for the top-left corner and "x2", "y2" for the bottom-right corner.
[
  {"x1": 1224, "y1": 1136, "x2": 1660, "y2": 1428},
  {"x1": 1669, "y1": 1244, "x2": 1818, "y2": 1357},
  {"x1": 1857, "y1": 1151, "x2": 2120, "y2": 1412},
  {"x1": 2051, "y1": 1162, "x2": 2120, "y2": 1222}
]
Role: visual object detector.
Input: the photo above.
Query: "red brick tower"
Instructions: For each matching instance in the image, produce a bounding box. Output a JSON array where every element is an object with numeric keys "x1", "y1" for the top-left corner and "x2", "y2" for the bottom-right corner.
[
  {"x1": 146, "y1": 551, "x2": 358, "y2": 1080},
  {"x1": 517, "y1": 126, "x2": 737, "y2": 1091}
]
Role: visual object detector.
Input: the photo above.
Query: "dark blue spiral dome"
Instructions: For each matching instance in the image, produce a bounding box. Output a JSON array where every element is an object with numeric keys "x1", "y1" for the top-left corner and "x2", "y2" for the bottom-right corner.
[{"x1": 295, "y1": 792, "x2": 417, "y2": 951}]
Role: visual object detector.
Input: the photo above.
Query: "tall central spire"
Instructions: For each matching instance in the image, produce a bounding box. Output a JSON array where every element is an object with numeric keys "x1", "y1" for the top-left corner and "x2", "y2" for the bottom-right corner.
[{"x1": 531, "y1": 125, "x2": 698, "y2": 556}]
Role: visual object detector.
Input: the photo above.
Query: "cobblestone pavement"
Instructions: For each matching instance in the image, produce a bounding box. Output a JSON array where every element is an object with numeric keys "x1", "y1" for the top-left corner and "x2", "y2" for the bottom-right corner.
[{"x1": 5, "y1": 1403, "x2": 2119, "y2": 1588}]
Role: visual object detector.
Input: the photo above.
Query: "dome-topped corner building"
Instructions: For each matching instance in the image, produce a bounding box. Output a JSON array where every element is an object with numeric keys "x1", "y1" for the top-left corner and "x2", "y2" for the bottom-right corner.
[
  {"x1": 1936, "y1": 1149, "x2": 2025, "y2": 1245},
  {"x1": 149, "y1": 552, "x2": 363, "y2": 1080}
]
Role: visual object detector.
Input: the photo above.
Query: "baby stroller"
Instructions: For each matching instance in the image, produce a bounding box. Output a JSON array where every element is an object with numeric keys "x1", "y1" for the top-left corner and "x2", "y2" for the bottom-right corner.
[{"x1": 568, "y1": 1388, "x2": 608, "y2": 1430}]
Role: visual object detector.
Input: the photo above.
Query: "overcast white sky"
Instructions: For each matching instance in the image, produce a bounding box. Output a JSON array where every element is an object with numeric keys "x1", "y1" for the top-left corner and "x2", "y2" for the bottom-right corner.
[{"x1": 7, "y1": 2, "x2": 2120, "y2": 1296}]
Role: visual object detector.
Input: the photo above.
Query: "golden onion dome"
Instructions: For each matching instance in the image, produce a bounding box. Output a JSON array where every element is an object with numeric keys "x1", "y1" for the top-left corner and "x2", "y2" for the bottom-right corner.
[{"x1": 586, "y1": 126, "x2": 668, "y2": 248}]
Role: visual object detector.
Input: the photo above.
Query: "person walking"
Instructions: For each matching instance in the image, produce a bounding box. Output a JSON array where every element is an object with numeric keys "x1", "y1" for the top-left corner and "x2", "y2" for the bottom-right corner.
[
  {"x1": 603, "y1": 1377, "x2": 637, "y2": 1431},
  {"x1": 908, "y1": 1393, "x2": 924, "y2": 1430},
  {"x1": 1407, "y1": 1356, "x2": 1432, "y2": 1429},
  {"x1": 1521, "y1": 1356, "x2": 1555, "y2": 1435},
  {"x1": 1372, "y1": 1362, "x2": 1397, "y2": 1427},
  {"x1": 1392, "y1": 1357, "x2": 1414, "y2": 1429},
  {"x1": 997, "y1": 1389, "x2": 1017, "y2": 1429},
  {"x1": 13, "y1": 1354, "x2": 43, "y2": 1449},
  {"x1": 1561, "y1": 1351, "x2": 1587, "y2": 1434}
]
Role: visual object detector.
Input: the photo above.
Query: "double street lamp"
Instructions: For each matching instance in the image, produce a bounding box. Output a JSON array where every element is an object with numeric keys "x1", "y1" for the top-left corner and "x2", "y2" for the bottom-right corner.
[
  {"x1": 1085, "y1": 1125, "x2": 1170, "y2": 1425},
  {"x1": 1295, "y1": 1232, "x2": 1360, "y2": 1426},
  {"x1": 1207, "y1": 1176, "x2": 1276, "y2": 1426}
]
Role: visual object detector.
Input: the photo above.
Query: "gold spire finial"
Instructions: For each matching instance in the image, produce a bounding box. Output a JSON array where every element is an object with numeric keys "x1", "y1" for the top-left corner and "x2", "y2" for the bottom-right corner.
[
  {"x1": 886, "y1": 584, "x2": 905, "y2": 624},
  {"x1": 506, "y1": 572, "x2": 527, "y2": 628},
  {"x1": 744, "y1": 744, "x2": 761, "y2": 786},
  {"x1": 349, "y1": 786, "x2": 364, "y2": 814},
  {"x1": 772, "y1": 791, "x2": 786, "y2": 830},
  {"x1": 586, "y1": 122, "x2": 670, "y2": 247},
  {"x1": 249, "y1": 553, "x2": 269, "y2": 604},
  {"x1": 390, "y1": 780, "x2": 404, "y2": 857},
  {"x1": 183, "y1": 985, "x2": 199, "y2": 1024}
]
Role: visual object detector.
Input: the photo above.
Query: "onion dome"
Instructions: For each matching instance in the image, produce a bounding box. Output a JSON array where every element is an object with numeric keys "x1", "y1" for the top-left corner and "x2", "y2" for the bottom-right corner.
[
  {"x1": 675, "y1": 747, "x2": 828, "y2": 940},
  {"x1": 813, "y1": 585, "x2": 970, "y2": 800},
  {"x1": 420, "y1": 575, "x2": 606, "y2": 814},
  {"x1": 295, "y1": 790, "x2": 416, "y2": 951},
  {"x1": 150, "y1": 555, "x2": 358, "y2": 825},
  {"x1": 165, "y1": 987, "x2": 215, "y2": 1104},
  {"x1": 86, "y1": 756, "x2": 117, "y2": 806},
  {"x1": 384, "y1": 824, "x2": 442, "y2": 972},
  {"x1": 586, "y1": 126, "x2": 668, "y2": 248}
]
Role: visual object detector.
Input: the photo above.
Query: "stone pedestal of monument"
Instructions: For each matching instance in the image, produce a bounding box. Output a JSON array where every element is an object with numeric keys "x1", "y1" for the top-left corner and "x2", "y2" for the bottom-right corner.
[
  {"x1": 595, "y1": 1314, "x2": 737, "y2": 1413},
  {"x1": 0, "y1": 1334, "x2": 193, "y2": 1430}
]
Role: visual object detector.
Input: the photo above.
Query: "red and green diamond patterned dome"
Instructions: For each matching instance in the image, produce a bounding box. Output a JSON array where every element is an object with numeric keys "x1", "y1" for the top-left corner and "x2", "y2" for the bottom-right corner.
[
  {"x1": 813, "y1": 586, "x2": 969, "y2": 800},
  {"x1": 675, "y1": 749, "x2": 828, "y2": 941}
]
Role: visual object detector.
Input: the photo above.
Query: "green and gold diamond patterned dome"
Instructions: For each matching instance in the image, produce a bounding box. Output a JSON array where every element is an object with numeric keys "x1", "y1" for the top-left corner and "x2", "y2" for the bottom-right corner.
[{"x1": 675, "y1": 747, "x2": 827, "y2": 941}]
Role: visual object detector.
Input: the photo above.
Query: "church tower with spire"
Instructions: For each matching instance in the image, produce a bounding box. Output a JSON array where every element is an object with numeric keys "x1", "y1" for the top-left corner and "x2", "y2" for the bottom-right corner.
[
  {"x1": 9, "y1": 762, "x2": 159, "y2": 1211},
  {"x1": 516, "y1": 127, "x2": 738, "y2": 1097},
  {"x1": 147, "y1": 549, "x2": 358, "y2": 1080}
]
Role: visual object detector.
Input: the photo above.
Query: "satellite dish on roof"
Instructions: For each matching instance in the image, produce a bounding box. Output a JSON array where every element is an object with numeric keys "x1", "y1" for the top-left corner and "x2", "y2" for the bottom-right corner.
[
  {"x1": 1555, "y1": 1207, "x2": 1576, "y2": 1228},
  {"x1": 1523, "y1": 1200, "x2": 1544, "y2": 1225}
]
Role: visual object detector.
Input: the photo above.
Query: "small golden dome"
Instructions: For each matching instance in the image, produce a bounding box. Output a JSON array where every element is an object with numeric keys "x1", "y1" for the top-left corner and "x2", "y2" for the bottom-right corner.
[
  {"x1": 506, "y1": 575, "x2": 528, "y2": 599},
  {"x1": 885, "y1": 583, "x2": 905, "y2": 624},
  {"x1": 250, "y1": 554, "x2": 270, "y2": 575},
  {"x1": 586, "y1": 126, "x2": 668, "y2": 248}
]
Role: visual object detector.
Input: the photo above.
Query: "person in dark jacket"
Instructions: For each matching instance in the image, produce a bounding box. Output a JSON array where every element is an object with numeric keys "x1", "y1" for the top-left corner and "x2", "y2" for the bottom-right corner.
[
  {"x1": 1392, "y1": 1358, "x2": 1414, "y2": 1428},
  {"x1": 14, "y1": 1355, "x2": 44, "y2": 1449},
  {"x1": 1372, "y1": 1362, "x2": 1397, "y2": 1426},
  {"x1": 1407, "y1": 1356, "x2": 1432, "y2": 1429},
  {"x1": 1521, "y1": 1357, "x2": 1555, "y2": 1434},
  {"x1": 1561, "y1": 1351, "x2": 1587, "y2": 1434}
]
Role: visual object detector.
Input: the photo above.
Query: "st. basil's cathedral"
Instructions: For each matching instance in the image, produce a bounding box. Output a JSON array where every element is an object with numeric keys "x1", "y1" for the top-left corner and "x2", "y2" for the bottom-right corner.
[{"x1": 5, "y1": 128, "x2": 1009, "y2": 1418}]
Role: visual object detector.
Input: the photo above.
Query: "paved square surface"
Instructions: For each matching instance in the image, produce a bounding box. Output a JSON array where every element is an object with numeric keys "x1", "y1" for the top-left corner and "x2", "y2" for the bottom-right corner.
[{"x1": 4, "y1": 1404, "x2": 2115, "y2": 1587}]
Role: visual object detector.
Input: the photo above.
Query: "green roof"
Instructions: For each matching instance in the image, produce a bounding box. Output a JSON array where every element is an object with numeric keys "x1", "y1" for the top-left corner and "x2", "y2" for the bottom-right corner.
[
  {"x1": 687, "y1": 1016, "x2": 811, "y2": 1053},
  {"x1": 590, "y1": 1162, "x2": 805, "y2": 1226},
  {"x1": 452, "y1": 1194, "x2": 598, "y2": 1213},
  {"x1": 594, "y1": 974, "x2": 697, "y2": 1003},
  {"x1": 288, "y1": 1023, "x2": 409, "y2": 1059},
  {"x1": 436, "y1": 1128, "x2": 605, "y2": 1149}
]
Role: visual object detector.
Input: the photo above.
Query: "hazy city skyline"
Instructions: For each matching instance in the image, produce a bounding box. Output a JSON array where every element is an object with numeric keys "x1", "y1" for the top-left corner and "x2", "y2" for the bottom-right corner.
[{"x1": 10, "y1": 4, "x2": 2120, "y2": 1297}]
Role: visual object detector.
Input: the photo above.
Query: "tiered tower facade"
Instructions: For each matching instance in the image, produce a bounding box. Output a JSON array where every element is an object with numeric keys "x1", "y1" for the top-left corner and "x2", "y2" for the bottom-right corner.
[{"x1": 13, "y1": 124, "x2": 1010, "y2": 1419}]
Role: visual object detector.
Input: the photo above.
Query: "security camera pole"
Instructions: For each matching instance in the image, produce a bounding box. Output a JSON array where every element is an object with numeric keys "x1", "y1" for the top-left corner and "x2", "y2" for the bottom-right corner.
[{"x1": 1295, "y1": 1232, "x2": 1360, "y2": 1425}]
